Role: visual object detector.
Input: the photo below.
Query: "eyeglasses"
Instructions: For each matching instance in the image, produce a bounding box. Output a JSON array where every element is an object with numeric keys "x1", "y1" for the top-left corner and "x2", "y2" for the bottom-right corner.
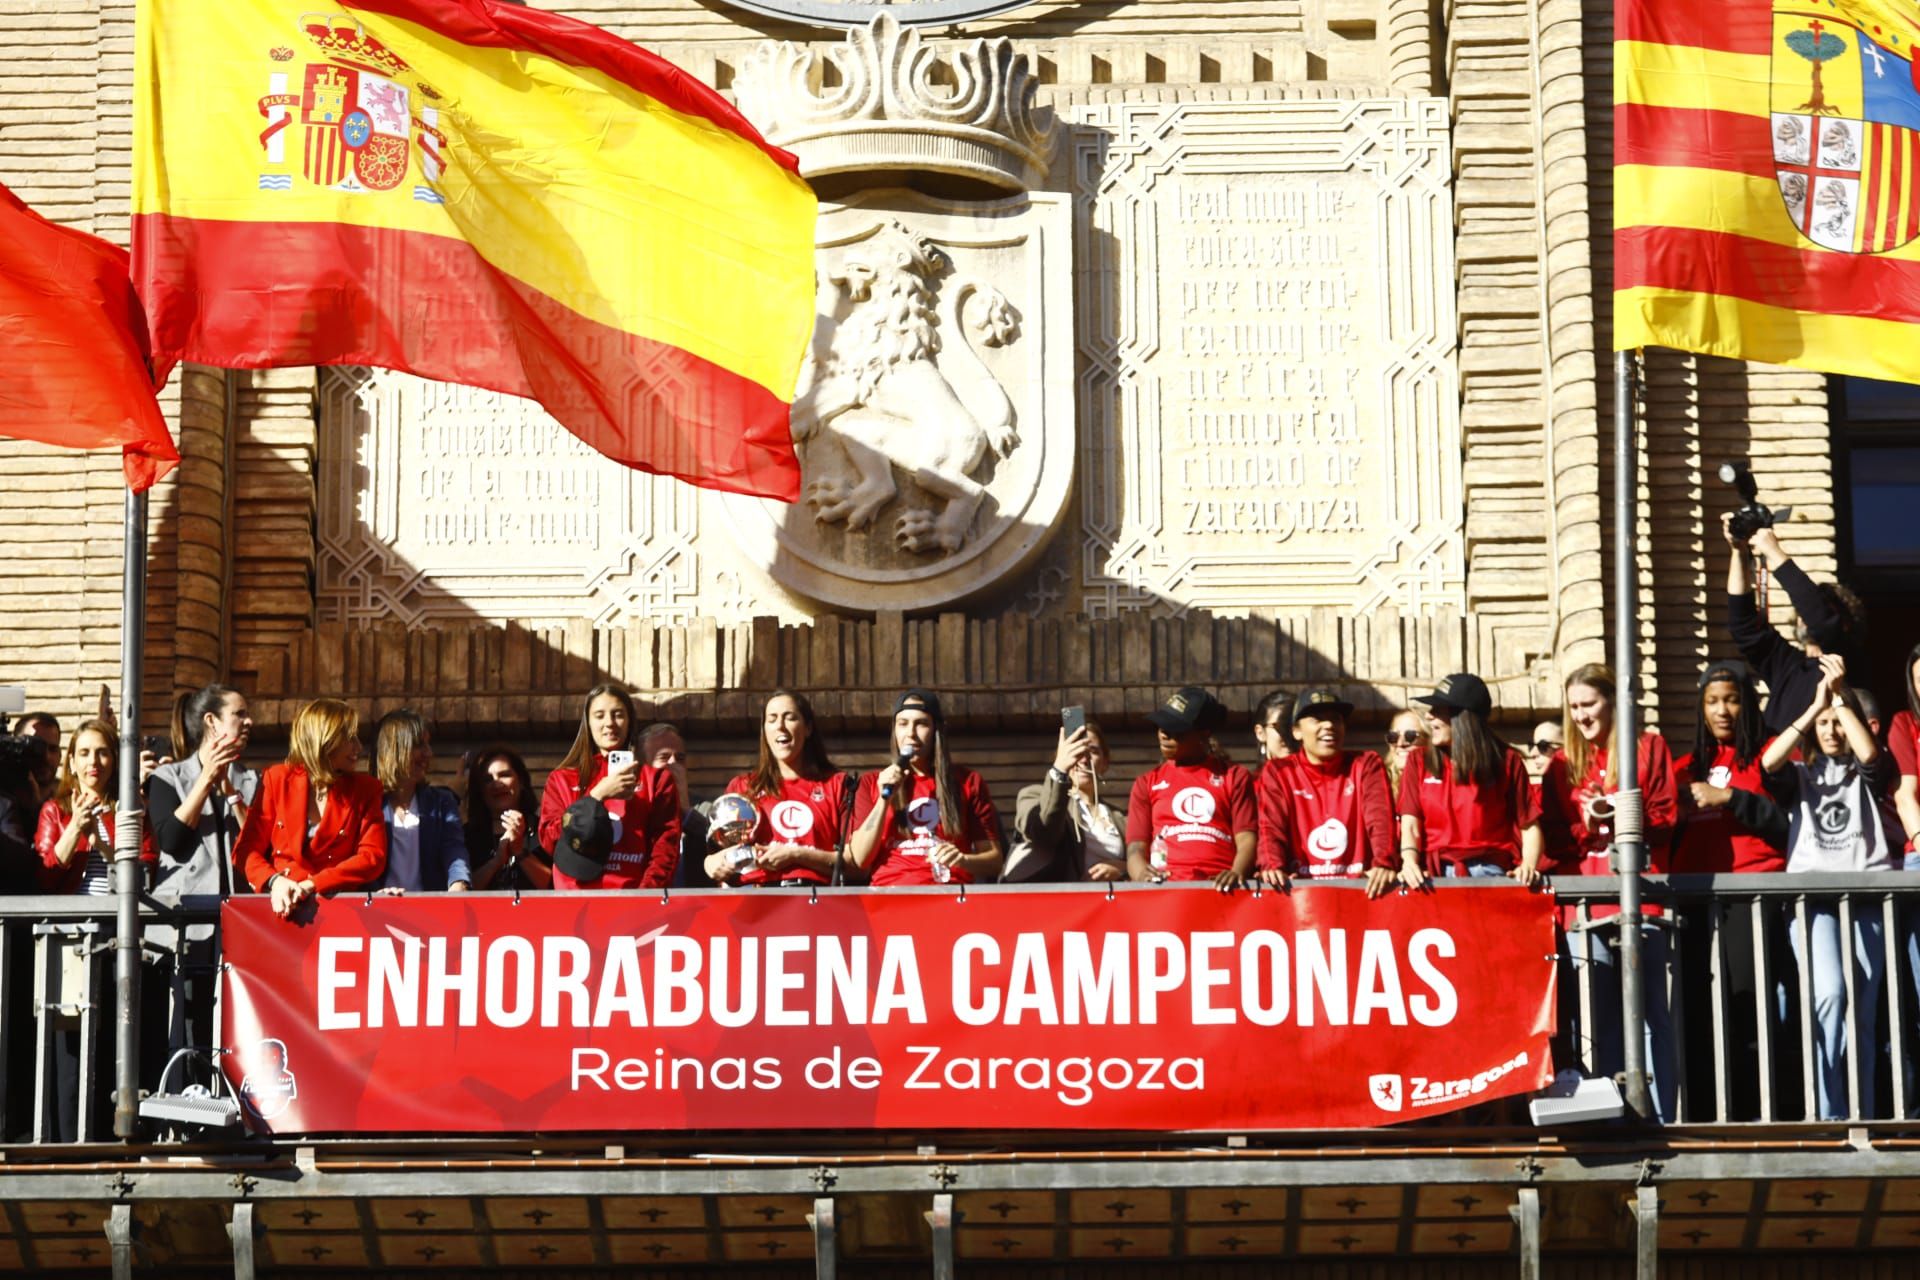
[
  {"x1": 1531, "y1": 739, "x2": 1562, "y2": 755},
  {"x1": 1385, "y1": 730, "x2": 1422, "y2": 747}
]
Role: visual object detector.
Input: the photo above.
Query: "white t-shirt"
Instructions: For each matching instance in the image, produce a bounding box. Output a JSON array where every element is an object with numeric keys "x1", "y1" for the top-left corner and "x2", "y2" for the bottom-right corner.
[
  {"x1": 387, "y1": 801, "x2": 423, "y2": 891},
  {"x1": 1075, "y1": 794, "x2": 1125, "y2": 875}
]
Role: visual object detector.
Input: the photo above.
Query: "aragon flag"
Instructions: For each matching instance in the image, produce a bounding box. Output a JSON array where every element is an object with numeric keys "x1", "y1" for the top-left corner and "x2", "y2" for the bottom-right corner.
[
  {"x1": 0, "y1": 182, "x2": 179, "y2": 492},
  {"x1": 1616, "y1": 0, "x2": 1920, "y2": 383},
  {"x1": 133, "y1": 0, "x2": 818, "y2": 500}
]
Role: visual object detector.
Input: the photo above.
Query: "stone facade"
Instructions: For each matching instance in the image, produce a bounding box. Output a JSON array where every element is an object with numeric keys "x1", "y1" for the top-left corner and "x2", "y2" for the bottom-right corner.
[{"x1": 0, "y1": 0, "x2": 1839, "y2": 745}]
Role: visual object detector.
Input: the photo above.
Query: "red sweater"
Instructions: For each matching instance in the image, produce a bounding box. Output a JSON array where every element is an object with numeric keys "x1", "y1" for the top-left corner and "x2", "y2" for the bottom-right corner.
[
  {"x1": 1539, "y1": 735, "x2": 1676, "y2": 921},
  {"x1": 539, "y1": 755, "x2": 681, "y2": 890},
  {"x1": 1255, "y1": 751, "x2": 1395, "y2": 878},
  {"x1": 233, "y1": 766, "x2": 387, "y2": 895}
]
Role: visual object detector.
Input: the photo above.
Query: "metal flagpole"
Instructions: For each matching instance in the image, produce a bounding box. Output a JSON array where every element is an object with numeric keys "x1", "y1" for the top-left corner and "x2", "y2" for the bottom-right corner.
[
  {"x1": 112, "y1": 485, "x2": 148, "y2": 1140},
  {"x1": 1612, "y1": 348, "x2": 1652, "y2": 1121}
]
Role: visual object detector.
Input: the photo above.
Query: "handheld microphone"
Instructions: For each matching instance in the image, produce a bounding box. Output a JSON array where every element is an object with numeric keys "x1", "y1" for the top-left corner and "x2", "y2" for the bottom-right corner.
[{"x1": 880, "y1": 748, "x2": 916, "y2": 799}]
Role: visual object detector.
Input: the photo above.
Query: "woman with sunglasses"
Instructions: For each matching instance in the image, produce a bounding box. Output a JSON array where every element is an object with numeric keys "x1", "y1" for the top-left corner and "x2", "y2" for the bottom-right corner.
[
  {"x1": 1397, "y1": 674, "x2": 1542, "y2": 887},
  {"x1": 1382, "y1": 710, "x2": 1427, "y2": 810}
]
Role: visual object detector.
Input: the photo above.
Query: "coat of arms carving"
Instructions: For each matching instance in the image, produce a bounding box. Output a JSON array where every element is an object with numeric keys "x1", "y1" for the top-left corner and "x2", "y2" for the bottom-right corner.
[{"x1": 721, "y1": 191, "x2": 1074, "y2": 611}]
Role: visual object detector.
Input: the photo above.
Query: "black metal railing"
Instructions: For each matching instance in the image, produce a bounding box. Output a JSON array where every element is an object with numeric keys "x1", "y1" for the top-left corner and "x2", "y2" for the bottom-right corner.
[{"x1": 3, "y1": 875, "x2": 1919, "y2": 1146}]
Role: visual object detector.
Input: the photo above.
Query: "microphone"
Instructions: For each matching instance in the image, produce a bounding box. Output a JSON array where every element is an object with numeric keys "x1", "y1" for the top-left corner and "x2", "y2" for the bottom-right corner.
[{"x1": 880, "y1": 748, "x2": 916, "y2": 799}]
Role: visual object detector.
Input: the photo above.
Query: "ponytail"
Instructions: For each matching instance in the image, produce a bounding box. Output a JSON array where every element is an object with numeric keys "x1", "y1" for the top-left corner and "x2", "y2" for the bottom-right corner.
[{"x1": 175, "y1": 683, "x2": 241, "y2": 756}]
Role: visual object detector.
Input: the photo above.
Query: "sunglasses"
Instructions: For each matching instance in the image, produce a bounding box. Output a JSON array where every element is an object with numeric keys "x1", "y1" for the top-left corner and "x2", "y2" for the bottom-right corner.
[
  {"x1": 1385, "y1": 730, "x2": 1422, "y2": 747},
  {"x1": 1531, "y1": 739, "x2": 1561, "y2": 755}
]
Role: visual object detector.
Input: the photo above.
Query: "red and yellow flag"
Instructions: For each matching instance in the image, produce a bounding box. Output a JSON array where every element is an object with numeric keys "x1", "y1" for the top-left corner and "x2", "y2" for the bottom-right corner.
[
  {"x1": 0, "y1": 182, "x2": 179, "y2": 492},
  {"x1": 134, "y1": 0, "x2": 817, "y2": 499},
  {"x1": 1616, "y1": 0, "x2": 1920, "y2": 382}
]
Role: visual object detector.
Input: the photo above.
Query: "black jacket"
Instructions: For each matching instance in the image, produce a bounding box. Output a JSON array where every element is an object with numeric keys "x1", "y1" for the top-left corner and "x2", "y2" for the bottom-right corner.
[{"x1": 1727, "y1": 558, "x2": 1866, "y2": 734}]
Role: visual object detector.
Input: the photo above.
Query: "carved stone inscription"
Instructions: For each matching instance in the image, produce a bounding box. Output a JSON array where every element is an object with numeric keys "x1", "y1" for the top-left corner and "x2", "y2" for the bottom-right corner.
[
  {"x1": 316, "y1": 369, "x2": 699, "y2": 626},
  {"x1": 1073, "y1": 100, "x2": 1462, "y2": 616}
]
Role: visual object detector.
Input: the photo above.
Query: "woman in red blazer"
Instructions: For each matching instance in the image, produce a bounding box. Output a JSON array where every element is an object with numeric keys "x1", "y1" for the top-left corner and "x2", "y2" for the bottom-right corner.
[{"x1": 233, "y1": 698, "x2": 387, "y2": 918}]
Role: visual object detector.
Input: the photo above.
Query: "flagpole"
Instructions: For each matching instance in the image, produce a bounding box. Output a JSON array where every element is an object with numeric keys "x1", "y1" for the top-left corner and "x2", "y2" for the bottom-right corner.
[
  {"x1": 112, "y1": 485, "x2": 147, "y2": 1140},
  {"x1": 1612, "y1": 347, "x2": 1652, "y2": 1121}
]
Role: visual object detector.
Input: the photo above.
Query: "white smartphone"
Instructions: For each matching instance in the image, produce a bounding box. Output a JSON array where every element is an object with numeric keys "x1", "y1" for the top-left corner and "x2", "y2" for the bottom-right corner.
[{"x1": 606, "y1": 749, "x2": 635, "y2": 770}]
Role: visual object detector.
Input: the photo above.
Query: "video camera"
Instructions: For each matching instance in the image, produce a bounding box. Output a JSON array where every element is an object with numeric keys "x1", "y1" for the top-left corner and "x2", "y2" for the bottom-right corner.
[{"x1": 1719, "y1": 460, "x2": 1791, "y2": 542}]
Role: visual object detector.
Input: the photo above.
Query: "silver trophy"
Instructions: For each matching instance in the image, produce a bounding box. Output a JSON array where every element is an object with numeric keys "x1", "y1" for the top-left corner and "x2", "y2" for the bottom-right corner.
[{"x1": 709, "y1": 793, "x2": 760, "y2": 874}]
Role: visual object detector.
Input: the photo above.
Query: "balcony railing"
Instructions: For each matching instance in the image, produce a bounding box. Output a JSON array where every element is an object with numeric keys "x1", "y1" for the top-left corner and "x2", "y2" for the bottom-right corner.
[{"x1": 4, "y1": 875, "x2": 1920, "y2": 1149}]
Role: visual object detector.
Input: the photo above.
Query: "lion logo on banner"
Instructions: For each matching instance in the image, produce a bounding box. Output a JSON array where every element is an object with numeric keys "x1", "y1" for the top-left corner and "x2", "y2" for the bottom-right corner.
[
  {"x1": 1771, "y1": 4, "x2": 1920, "y2": 253},
  {"x1": 257, "y1": 15, "x2": 449, "y2": 204}
]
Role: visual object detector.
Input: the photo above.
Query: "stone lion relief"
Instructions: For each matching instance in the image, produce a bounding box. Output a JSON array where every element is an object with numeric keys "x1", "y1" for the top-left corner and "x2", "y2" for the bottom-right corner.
[
  {"x1": 719, "y1": 191, "x2": 1074, "y2": 612},
  {"x1": 794, "y1": 220, "x2": 1021, "y2": 555}
]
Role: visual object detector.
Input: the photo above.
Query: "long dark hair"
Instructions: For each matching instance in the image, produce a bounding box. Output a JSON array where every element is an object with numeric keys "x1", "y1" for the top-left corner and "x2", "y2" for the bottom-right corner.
[
  {"x1": 885, "y1": 708, "x2": 962, "y2": 839},
  {"x1": 1422, "y1": 705, "x2": 1507, "y2": 790},
  {"x1": 1904, "y1": 641, "x2": 1920, "y2": 724},
  {"x1": 747, "y1": 690, "x2": 836, "y2": 800},
  {"x1": 1689, "y1": 662, "x2": 1765, "y2": 770},
  {"x1": 171, "y1": 683, "x2": 241, "y2": 758},
  {"x1": 557, "y1": 683, "x2": 636, "y2": 775},
  {"x1": 463, "y1": 745, "x2": 538, "y2": 855}
]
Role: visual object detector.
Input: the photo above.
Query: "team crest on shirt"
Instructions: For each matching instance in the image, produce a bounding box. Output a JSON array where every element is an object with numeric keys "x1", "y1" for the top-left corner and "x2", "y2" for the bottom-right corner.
[
  {"x1": 907, "y1": 795, "x2": 941, "y2": 831},
  {"x1": 1708, "y1": 765, "x2": 1732, "y2": 788},
  {"x1": 1171, "y1": 787, "x2": 1217, "y2": 824},
  {"x1": 770, "y1": 799, "x2": 815, "y2": 841},
  {"x1": 257, "y1": 16, "x2": 449, "y2": 204},
  {"x1": 1307, "y1": 819, "x2": 1350, "y2": 863},
  {"x1": 1771, "y1": 4, "x2": 1920, "y2": 253}
]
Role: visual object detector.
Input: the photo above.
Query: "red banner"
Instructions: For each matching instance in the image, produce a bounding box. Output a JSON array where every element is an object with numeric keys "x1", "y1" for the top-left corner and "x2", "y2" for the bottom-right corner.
[{"x1": 219, "y1": 886, "x2": 1555, "y2": 1133}]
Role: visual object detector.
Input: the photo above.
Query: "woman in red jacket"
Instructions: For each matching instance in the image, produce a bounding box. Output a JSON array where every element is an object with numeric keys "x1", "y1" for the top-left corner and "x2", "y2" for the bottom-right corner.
[
  {"x1": 1254, "y1": 688, "x2": 1398, "y2": 895},
  {"x1": 708, "y1": 690, "x2": 853, "y2": 887},
  {"x1": 1671, "y1": 660, "x2": 1786, "y2": 874},
  {"x1": 1538, "y1": 663, "x2": 1678, "y2": 1122},
  {"x1": 1397, "y1": 673, "x2": 1542, "y2": 887},
  {"x1": 538, "y1": 683, "x2": 681, "y2": 890},
  {"x1": 233, "y1": 698, "x2": 387, "y2": 919},
  {"x1": 847, "y1": 690, "x2": 1004, "y2": 886},
  {"x1": 36, "y1": 718, "x2": 156, "y2": 894}
]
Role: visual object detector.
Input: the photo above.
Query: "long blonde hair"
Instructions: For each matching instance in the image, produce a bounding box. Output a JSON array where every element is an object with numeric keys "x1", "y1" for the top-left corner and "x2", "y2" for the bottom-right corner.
[
  {"x1": 287, "y1": 698, "x2": 360, "y2": 789},
  {"x1": 54, "y1": 718, "x2": 117, "y2": 815},
  {"x1": 1562, "y1": 663, "x2": 1618, "y2": 790}
]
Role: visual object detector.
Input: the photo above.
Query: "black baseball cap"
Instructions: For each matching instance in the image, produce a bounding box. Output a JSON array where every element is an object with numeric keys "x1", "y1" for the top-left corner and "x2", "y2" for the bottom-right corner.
[
  {"x1": 1698, "y1": 659, "x2": 1752, "y2": 690},
  {"x1": 1292, "y1": 687, "x2": 1355, "y2": 720},
  {"x1": 894, "y1": 689, "x2": 944, "y2": 724},
  {"x1": 552, "y1": 797, "x2": 614, "y2": 883},
  {"x1": 1414, "y1": 673, "x2": 1492, "y2": 718},
  {"x1": 1147, "y1": 686, "x2": 1226, "y2": 735}
]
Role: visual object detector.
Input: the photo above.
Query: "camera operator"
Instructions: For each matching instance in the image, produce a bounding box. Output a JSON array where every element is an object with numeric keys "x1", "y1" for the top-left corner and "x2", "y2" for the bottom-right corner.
[{"x1": 1725, "y1": 512, "x2": 1868, "y2": 734}]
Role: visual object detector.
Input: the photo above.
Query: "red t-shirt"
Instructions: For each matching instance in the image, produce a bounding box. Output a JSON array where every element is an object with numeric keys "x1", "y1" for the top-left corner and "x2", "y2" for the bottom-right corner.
[
  {"x1": 722, "y1": 771, "x2": 854, "y2": 886},
  {"x1": 1396, "y1": 749, "x2": 1539, "y2": 873},
  {"x1": 1125, "y1": 760, "x2": 1257, "y2": 880},
  {"x1": 1670, "y1": 743, "x2": 1785, "y2": 874},
  {"x1": 1890, "y1": 710, "x2": 1920, "y2": 779},
  {"x1": 539, "y1": 756, "x2": 682, "y2": 890},
  {"x1": 1255, "y1": 751, "x2": 1395, "y2": 878},
  {"x1": 852, "y1": 768, "x2": 1001, "y2": 886}
]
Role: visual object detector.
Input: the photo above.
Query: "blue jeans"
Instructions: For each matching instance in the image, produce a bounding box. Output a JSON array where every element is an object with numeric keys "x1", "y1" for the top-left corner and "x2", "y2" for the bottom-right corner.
[
  {"x1": 1787, "y1": 903, "x2": 1885, "y2": 1120},
  {"x1": 1558, "y1": 922, "x2": 1678, "y2": 1123},
  {"x1": 1444, "y1": 859, "x2": 1510, "y2": 879}
]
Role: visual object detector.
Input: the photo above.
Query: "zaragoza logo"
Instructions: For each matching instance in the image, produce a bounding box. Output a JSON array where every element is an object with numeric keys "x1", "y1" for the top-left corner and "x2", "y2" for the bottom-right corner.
[
  {"x1": 1771, "y1": 3, "x2": 1920, "y2": 253},
  {"x1": 256, "y1": 14, "x2": 448, "y2": 205}
]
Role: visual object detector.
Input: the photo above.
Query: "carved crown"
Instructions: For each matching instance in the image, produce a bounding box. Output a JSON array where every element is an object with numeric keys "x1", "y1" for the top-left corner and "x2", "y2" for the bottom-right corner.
[
  {"x1": 301, "y1": 15, "x2": 412, "y2": 79},
  {"x1": 734, "y1": 12, "x2": 1058, "y2": 193}
]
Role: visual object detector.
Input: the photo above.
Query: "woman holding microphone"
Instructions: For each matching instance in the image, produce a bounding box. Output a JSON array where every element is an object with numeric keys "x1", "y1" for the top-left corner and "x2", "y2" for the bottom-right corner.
[{"x1": 847, "y1": 690, "x2": 1003, "y2": 886}]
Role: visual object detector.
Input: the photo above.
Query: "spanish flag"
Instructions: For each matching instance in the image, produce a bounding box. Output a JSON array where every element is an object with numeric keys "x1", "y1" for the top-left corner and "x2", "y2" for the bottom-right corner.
[
  {"x1": 134, "y1": 0, "x2": 817, "y2": 499},
  {"x1": 0, "y1": 182, "x2": 179, "y2": 492},
  {"x1": 1616, "y1": 0, "x2": 1920, "y2": 384}
]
